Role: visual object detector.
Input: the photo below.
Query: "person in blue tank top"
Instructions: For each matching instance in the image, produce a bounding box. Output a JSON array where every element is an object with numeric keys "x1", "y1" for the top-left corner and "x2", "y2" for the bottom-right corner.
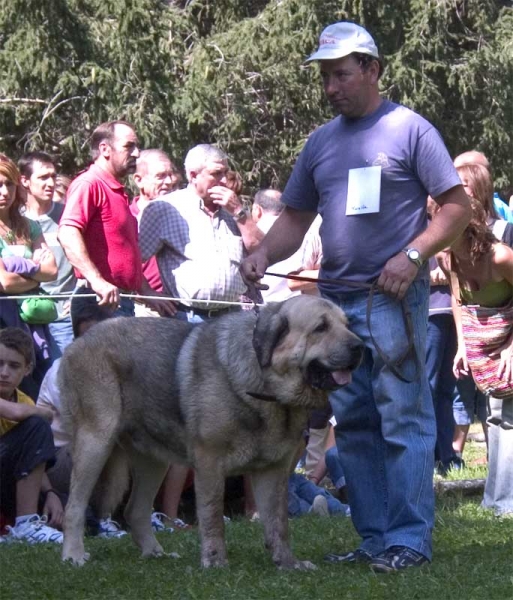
[{"x1": 241, "y1": 21, "x2": 471, "y2": 572}]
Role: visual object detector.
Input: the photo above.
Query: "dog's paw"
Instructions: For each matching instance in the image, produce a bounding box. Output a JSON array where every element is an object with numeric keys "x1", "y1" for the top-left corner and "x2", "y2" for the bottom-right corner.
[
  {"x1": 277, "y1": 558, "x2": 317, "y2": 571},
  {"x1": 62, "y1": 551, "x2": 90, "y2": 566},
  {"x1": 201, "y1": 545, "x2": 228, "y2": 568},
  {"x1": 294, "y1": 560, "x2": 317, "y2": 571},
  {"x1": 141, "y1": 544, "x2": 166, "y2": 559},
  {"x1": 201, "y1": 556, "x2": 228, "y2": 568}
]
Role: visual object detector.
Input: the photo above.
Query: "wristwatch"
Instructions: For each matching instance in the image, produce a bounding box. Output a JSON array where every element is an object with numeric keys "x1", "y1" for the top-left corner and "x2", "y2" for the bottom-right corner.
[
  {"x1": 233, "y1": 207, "x2": 248, "y2": 223},
  {"x1": 402, "y1": 247, "x2": 423, "y2": 268}
]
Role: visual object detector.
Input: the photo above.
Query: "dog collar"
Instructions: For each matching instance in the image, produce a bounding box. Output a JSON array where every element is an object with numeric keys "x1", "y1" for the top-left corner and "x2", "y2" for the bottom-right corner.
[{"x1": 246, "y1": 391, "x2": 279, "y2": 403}]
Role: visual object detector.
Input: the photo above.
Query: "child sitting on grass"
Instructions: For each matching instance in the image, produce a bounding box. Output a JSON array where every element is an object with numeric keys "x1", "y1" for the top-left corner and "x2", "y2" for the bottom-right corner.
[{"x1": 0, "y1": 326, "x2": 63, "y2": 544}]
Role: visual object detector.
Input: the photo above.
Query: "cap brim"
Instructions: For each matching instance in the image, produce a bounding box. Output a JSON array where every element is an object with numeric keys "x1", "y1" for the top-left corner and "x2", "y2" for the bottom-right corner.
[
  {"x1": 306, "y1": 48, "x2": 350, "y2": 62},
  {"x1": 305, "y1": 48, "x2": 379, "y2": 62}
]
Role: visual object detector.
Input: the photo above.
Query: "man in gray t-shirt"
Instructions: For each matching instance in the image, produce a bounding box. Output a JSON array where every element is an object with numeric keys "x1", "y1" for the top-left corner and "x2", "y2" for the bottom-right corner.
[
  {"x1": 20, "y1": 151, "x2": 77, "y2": 359},
  {"x1": 242, "y1": 22, "x2": 470, "y2": 572}
]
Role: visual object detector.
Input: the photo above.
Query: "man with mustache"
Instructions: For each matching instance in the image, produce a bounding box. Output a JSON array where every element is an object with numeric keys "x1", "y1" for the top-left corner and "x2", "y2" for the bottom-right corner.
[
  {"x1": 242, "y1": 22, "x2": 471, "y2": 573},
  {"x1": 59, "y1": 121, "x2": 175, "y2": 317}
]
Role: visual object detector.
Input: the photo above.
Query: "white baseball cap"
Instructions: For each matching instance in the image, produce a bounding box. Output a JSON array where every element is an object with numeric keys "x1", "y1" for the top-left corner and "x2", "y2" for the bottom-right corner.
[{"x1": 306, "y1": 22, "x2": 379, "y2": 62}]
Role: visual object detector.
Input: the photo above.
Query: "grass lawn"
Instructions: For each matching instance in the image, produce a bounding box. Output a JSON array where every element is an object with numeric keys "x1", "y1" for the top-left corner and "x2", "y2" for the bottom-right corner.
[
  {"x1": 2, "y1": 434, "x2": 512, "y2": 600},
  {"x1": 2, "y1": 497, "x2": 512, "y2": 600}
]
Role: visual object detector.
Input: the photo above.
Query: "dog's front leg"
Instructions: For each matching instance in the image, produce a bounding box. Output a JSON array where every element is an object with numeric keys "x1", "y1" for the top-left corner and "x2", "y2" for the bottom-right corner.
[
  {"x1": 194, "y1": 449, "x2": 227, "y2": 568},
  {"x1": 251, "y1": 467, "x2": 316, "y2": 570}
]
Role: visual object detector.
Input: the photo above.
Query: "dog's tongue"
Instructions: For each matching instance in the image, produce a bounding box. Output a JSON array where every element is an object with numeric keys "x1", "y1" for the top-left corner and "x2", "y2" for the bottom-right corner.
[{"x1": 331, "y1": 370, "x2": 352, "y2": 386}]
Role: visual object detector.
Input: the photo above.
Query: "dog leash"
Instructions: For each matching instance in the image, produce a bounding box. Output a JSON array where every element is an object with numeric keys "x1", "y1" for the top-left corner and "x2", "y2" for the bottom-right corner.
[{"x1": 263, "y1": 271, "x2": 420, "y2": 384}]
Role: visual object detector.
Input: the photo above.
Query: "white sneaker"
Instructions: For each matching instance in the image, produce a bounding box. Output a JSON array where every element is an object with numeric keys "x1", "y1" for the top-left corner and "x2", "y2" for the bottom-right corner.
[
  {"x1": 310, "y1": 495, "x2": 329, "y2": 517},
  {"x1": 6, "y1": 515, "x2": 63, "y2": 544},
  {"x1": 97, "y1": 516, "x2": 127, "y2": 539},
  {"x1": 169, "y1": 517, "x2": 192, "y2": 531},
  {"x1": 151, "y1": 512, "x2": 175, "y2": 533}
]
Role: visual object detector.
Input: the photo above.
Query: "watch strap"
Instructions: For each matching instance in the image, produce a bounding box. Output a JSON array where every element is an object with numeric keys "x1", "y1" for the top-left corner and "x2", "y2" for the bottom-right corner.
[{"x1": 233, "y1": 208, "x2": 247, "y2": 222}]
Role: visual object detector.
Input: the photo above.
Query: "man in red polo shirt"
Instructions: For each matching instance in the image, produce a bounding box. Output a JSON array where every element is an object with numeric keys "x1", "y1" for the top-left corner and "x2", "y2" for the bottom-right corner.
[{"x1": 58, "y1": 121, "x2": 176, "y2": 316}]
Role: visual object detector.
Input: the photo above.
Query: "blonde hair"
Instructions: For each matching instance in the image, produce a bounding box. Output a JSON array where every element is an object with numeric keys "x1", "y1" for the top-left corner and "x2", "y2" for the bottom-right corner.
[
  {"x1": 225, "y1": 170, "x2": 243, "y2": 195},
  {"x1": 456, "y1": 163, "x2": 497, "y2": 219},
  {"x1": 0, "y1": 154, "x2": 30, "y2": 243},
  {"x1": 457, "y1": 196, "x2": 497, "y2": 265}
]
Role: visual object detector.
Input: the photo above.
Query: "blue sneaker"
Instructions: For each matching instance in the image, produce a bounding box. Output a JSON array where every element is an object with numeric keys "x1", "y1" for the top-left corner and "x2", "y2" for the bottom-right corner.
[{"x1": 370, "y1": 546, "x2": 429, "y2": 573}]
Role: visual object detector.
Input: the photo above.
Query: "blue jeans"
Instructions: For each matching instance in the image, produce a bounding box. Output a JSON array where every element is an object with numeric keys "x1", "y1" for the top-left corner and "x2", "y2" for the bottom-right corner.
[
  {"x1": 287, "y1": 473, "x2": 350, "y2": 517},
  {"x1": 325, "y1": 446, "x2": 346, "y2": 489},
  {"x1": 426, "y1": 313, "x2": 458, "y2": 466},
  {"x1": 114, "y1": 297, "x2": 135, "y2": 317},
  {"x1": 181, "y1": 311, "x2": 206, "y2": 324},
  {"x1": 453, "y1": 375, "x2": 487, "y2": 425},
  {"x1": 48, "y1": 317, "x2": 74, "y2": 360},
  {"x1": 71, "y1": 286, "x2": 135, "y2": 321},
  {"x1": 326, "y1": 280, "x2": 435, "y2": 560}
]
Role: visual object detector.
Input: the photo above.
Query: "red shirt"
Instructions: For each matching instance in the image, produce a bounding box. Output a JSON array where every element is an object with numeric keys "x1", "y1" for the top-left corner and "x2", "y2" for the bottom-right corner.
[
  {"x1": 61, "y1": 164, "x2": 142, "y2": 291},
  {"x1": 130, "y1": 198, "x2": 164, "y2": 293}
]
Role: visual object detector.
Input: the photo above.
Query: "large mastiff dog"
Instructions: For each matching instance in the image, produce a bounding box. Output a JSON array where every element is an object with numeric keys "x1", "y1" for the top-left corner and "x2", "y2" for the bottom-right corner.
[{"x1": 60, "y1": 295, "x2": 363, "y2": 568}]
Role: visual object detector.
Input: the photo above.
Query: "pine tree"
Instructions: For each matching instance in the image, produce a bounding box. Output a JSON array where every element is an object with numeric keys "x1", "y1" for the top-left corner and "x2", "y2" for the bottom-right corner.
[{"x1": 0, "y1": 0, "x2": 511, "y2": 190}]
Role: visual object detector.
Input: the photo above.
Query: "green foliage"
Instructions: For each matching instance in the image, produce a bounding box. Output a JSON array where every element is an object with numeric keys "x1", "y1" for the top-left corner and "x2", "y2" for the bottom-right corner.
[
  {"x1": 0, "y1": 0, "x2": 192, "y2": 172},
  {"x1": 383, "y1": 0, "x2": 513, "y2": 189},
  {"x1": 0, "y1": 0, "x2": 511, "y2": 190}
]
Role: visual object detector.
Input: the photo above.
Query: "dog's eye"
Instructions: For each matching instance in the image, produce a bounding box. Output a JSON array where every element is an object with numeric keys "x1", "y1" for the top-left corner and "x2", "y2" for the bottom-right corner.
[{"x1": 313, "y1": 320, "x2": 328, "y2": 333}]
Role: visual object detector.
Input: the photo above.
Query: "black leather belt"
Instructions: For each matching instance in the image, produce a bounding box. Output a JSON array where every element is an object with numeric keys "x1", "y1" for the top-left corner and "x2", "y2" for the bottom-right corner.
[{"x1": 177, "y1": 303, "x2": 241, "y2": 318}]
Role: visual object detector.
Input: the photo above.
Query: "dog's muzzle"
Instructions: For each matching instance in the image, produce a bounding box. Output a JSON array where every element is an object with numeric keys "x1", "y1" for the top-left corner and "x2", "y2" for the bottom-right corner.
[{"x1": 305, "y1": 339, "x2": 364, "y2": 390}]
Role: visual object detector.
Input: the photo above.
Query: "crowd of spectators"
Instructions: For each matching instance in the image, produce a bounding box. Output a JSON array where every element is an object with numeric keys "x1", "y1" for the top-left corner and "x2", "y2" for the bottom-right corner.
[{"x1": 0, "y1": 20, "x2": 512, "y2": 577}]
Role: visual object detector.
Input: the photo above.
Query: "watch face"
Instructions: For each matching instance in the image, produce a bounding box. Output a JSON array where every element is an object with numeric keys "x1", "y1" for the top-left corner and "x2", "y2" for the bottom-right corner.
[{"x1": 408, "y1": 249, "x2": 420, "y2": 260}]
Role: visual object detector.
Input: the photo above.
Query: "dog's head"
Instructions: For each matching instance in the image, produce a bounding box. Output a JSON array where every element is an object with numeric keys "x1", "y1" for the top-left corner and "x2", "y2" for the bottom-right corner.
[{"x1": 253, "y1": 295, "x2": 363, "y2": 393}]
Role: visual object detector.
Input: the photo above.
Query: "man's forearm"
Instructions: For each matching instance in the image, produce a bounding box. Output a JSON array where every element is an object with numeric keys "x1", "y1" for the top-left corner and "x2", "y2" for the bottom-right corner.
[
  {"x1": 411, "y1": 186, "x2": 471, "y2": 260},
  {"x1": 237, "y1": 218, "x2": 264, "y2": 253},
  {"x1": 58, "y1": 226, "x2": 103, "y2": 286}
]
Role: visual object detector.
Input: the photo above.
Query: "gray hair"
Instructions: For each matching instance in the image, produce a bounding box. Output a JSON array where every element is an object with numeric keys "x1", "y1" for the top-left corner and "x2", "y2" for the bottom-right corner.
[
  {"x1": 136, "y1": 149, "x2": 174, "y2": 176},
  {"x1": 253, "y1": 188, "x2": 284, "y2": 215},
  {"x1": 184, "y1": 144, "x2": 228, "y2": 182}
]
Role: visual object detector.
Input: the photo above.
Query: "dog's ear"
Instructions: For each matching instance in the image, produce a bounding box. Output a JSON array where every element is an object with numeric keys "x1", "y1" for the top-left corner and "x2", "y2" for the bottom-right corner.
[{"x1": 252, "y1": 303, "x2": 289, "y2": 368}]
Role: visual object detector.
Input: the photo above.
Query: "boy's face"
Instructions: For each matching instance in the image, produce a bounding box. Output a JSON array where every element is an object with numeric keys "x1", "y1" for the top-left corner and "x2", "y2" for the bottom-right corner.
[{"x1": 0, "y1": 344, "x2": 31, "y2": 398}]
